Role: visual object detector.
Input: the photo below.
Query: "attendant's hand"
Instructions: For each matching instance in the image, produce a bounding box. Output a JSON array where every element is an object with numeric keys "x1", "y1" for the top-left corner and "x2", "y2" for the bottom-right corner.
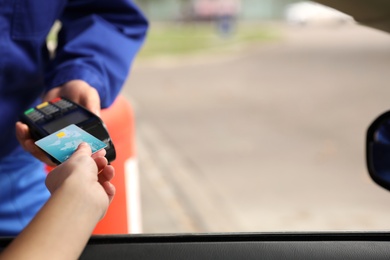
[
  {"x1": 15, "y1": 122, "x2": 57, "y2": 166},
  {"x1": 16, "y1": 80, "x2": 101, "y2": 166},
  {"x1": 44, "y1": 79, "x2": 101, "y2": 116}
]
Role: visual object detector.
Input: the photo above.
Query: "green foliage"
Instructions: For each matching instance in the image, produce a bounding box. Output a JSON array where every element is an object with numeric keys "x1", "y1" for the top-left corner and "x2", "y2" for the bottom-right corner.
[{"x1": 138, "y1": 22, "x2": 279, "y2": 58}]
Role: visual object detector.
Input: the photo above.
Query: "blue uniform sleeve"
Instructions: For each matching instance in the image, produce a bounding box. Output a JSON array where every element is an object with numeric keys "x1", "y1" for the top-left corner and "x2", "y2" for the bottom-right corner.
[{"x1": 45, "y1": 0, "x2": 148, "y2": 108}]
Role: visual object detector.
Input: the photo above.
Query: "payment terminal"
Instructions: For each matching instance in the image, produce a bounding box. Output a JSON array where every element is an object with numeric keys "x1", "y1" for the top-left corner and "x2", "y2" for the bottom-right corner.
[{"x1": 20, "y1": 97, "x2": 116, "y2": 164}]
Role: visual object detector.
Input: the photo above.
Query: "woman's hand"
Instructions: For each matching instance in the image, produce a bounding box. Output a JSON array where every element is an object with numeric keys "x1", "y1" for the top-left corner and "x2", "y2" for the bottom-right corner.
[{"x1": 46, "y1": 143, "x2": 115, "y2": 216}]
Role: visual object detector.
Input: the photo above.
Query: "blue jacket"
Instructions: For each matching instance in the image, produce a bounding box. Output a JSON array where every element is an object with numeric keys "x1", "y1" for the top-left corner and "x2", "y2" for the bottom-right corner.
[{"x1": 0, "y1": 0, "x2": 148, "y2": 159}]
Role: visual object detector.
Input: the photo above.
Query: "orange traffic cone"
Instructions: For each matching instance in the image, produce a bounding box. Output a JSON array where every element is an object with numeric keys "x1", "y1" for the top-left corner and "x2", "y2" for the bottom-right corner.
[{"x1": 94, "y1": 95, "x2": 142, "y2": 234}]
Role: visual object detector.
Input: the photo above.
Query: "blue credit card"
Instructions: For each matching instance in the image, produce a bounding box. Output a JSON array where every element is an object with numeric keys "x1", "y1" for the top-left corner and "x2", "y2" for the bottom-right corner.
[{"x1": 35, "y1": 124, "x2": 107, "y2": 163}]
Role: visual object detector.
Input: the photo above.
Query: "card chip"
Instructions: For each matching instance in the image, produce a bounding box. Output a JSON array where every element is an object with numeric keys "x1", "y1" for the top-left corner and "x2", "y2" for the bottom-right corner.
[{"x1": 56, "y1": 132, "x2": 66, "y2": 138}]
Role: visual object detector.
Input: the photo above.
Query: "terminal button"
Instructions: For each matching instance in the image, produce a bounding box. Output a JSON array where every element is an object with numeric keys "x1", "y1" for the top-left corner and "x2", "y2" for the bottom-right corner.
[
  {"x1": 39, "y1": 104, "x2": 60, "y2": 117},
  {"x1": 24, "y1": 109, "x2": 44, "y2": 122},
  {"x1": 53, "y1": 99, "x2": 76, "y2": 111}
]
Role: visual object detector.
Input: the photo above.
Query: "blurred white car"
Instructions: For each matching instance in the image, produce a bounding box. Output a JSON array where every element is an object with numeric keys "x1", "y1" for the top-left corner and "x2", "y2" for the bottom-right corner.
[{"x1": 284, "y1": 1, "x2": 354, "y2": 26}]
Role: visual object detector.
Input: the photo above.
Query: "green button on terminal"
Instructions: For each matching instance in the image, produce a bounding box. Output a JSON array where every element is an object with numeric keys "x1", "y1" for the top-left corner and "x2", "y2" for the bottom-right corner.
[{"x1": 24, "y1": 108, "x2": 35, "y2": 115}]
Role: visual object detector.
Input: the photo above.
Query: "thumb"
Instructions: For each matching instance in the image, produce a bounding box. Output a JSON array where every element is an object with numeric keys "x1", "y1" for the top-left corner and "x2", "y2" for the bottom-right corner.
[{"x1": 72, "y1": 142, "x2": 92, "y2": 158}]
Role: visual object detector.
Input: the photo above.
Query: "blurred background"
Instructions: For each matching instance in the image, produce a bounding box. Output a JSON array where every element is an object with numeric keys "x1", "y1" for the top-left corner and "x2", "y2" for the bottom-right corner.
[{"x1": 122, "y1": 0, "x2": 390, "y2": 233}]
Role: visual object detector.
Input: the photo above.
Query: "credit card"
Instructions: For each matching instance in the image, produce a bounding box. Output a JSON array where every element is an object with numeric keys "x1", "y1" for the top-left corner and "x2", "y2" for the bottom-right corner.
[{"x1": 35, "y1": 124, "x2": 107, "y2": 163}]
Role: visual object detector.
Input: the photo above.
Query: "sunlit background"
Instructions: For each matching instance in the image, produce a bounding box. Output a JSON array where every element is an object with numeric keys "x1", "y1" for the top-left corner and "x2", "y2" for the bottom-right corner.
[{"x1": 123, "y1": 0, "x2": 390, "y2": 233}]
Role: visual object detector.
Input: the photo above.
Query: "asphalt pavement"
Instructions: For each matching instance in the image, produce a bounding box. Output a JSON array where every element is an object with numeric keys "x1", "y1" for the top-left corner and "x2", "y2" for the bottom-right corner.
[{"x1": 122, "y1": 23, "x2": 390, "y2": 234}]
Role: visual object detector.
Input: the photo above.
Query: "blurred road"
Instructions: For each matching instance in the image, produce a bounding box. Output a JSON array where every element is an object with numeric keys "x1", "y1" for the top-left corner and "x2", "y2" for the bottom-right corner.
[{"x1": 122, "y1": 23, "x2": 390, "y2": 233}]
